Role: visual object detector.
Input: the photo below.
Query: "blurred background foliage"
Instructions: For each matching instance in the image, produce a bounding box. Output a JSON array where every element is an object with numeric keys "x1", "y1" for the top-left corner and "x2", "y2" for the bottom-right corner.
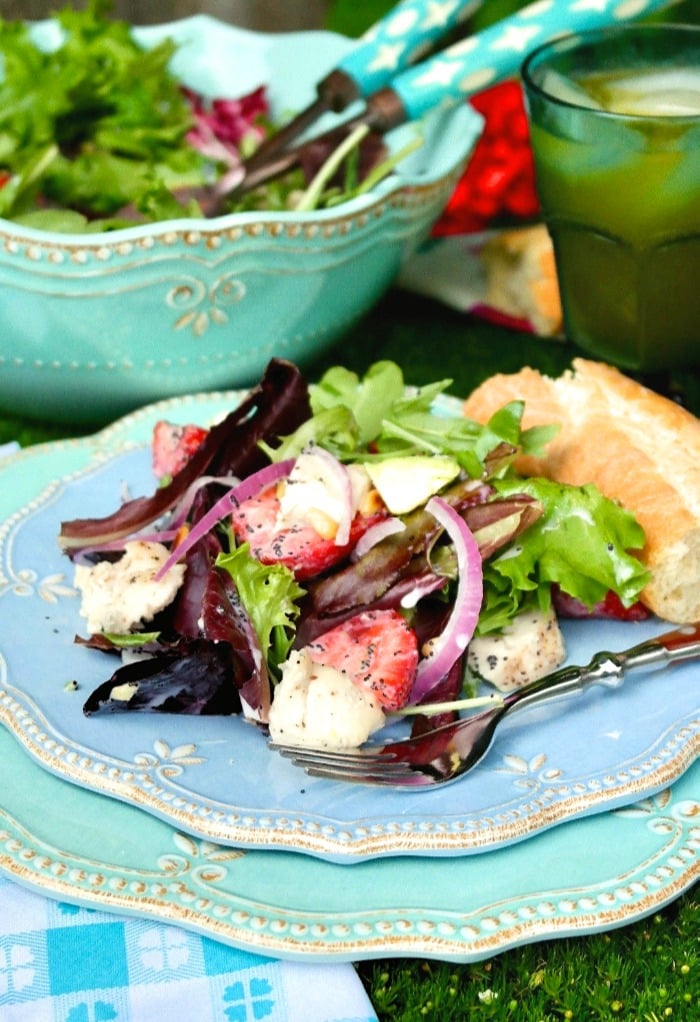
[
  {"x1": 1, "y1": 1, "x2": 326, "y2": 29},
  {"x1": 4, "y1": 0, "x2": 698, "y2": 31},
  {"x1": 326, "y1": 0, "x2": 699, "y2": 35}
]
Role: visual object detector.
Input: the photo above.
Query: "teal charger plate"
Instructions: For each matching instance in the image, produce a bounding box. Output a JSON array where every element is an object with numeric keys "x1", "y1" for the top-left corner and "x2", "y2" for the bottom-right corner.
[{"x1": 0, "y1": 719, "x2": 696, "y2": 962}]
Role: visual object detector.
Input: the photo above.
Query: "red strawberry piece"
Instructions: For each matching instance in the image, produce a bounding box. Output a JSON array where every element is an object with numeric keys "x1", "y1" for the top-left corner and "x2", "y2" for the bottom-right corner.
[
  {"x1": 598, "y1": 590, "x2": 650, "y2": 621},
  {"x1": 305, "y1": 608, "x2": 419, "y2": 711},
  {"x1": 230, "y1": 485, "x2": 384, "y2": 582},
  {"x1": 152, "y1": 421, "x2": 208, "y2": 479},
  {"x1": 553, "y1": 585, "x2": 650, "y2": 621}
]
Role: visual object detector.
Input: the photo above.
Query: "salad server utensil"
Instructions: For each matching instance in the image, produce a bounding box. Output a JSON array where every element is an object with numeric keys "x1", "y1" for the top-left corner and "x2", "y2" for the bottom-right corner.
[
  {"x1": 230, "y1": 0, "x2": 672, "y2": 200},
  {"x1": 241, "y1": 0, "x2": 484, "y2": 177},
  {"x1": 270, "y1": 623, "x2": 700, "y2": 788}
]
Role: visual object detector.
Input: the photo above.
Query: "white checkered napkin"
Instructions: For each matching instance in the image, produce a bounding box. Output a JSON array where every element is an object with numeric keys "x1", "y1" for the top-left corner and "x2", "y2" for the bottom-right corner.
[{"x1": 0, "y1": 875, "x2": 378, "y2": 1022}]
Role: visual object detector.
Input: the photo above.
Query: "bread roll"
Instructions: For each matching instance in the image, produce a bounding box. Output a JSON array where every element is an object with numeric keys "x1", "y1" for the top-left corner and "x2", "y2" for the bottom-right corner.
[
  {"x1": 481, "y1": 225, "x2": 563, "y2": 337},
  {"x1": 463, "y1": 358, "x2": 700, "y2": 623}
]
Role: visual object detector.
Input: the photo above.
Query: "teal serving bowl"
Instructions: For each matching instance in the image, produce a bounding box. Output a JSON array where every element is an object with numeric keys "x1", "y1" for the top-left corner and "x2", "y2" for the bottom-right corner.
[{"x1": 0, "y1": 16, "x2": 482, "y2": 425}]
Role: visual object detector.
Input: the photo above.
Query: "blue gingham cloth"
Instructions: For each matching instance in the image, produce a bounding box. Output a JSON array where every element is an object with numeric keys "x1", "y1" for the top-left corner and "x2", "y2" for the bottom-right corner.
[
  {"x1": 0, "y1": 441, "x2": 377, "y2": 1022},
  {"x1": 0, "y1": 873, "x2": 378, "y2": 1022}
]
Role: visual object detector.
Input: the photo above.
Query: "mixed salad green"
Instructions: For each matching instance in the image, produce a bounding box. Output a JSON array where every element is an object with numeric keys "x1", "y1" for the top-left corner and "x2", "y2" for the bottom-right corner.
[
  {"x1": 0, "y1": 0, "x2": 406, "y2": 231},
  {"x1": 59, "y1": 359, "x2": 651, "y2": 747}
]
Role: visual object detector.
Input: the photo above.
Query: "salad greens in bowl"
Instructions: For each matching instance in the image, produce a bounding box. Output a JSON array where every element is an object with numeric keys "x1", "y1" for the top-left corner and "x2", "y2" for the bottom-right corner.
[{"x1": 0, "y1": 2, "x2": 482, "y2": 425}]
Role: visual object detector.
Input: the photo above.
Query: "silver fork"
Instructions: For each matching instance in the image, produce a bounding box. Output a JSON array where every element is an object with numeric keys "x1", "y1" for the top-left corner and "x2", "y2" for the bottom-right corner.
[{"x1": 270, "y1": 624, "x2": 700, "y2": 787}]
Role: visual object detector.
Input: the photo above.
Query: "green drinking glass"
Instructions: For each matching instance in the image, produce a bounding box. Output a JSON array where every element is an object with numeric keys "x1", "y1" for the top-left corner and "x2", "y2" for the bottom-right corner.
[{"x1": 522, "y1": 24, "x2": 700, "y2": 371}]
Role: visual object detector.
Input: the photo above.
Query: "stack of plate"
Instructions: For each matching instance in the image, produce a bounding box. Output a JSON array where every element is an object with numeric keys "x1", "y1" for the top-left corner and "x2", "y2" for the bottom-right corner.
[{"x1": 0, "y1": 390, "x2": 697, "y2": 963}]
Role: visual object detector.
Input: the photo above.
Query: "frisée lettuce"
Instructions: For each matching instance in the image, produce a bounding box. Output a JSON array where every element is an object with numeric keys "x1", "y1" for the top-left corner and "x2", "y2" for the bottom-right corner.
[
  {"x1": 215, "y1": 542, "x2": 305, "y2": 680},
  {"x1": 479, "y1": 477, "x2": 649, "y2": 634}
]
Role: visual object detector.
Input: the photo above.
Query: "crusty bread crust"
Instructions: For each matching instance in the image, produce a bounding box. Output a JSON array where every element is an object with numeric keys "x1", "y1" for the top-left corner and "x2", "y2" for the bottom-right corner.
[
  {"x1": 482, "y1": 225, "x2": 563, "y2": 337},
  {"x1": 463, "y1": 358, "x2": 700, "y2": 623}
]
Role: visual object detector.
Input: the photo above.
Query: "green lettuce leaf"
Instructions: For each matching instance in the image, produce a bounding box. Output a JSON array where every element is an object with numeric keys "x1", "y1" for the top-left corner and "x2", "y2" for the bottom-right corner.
[
  {"x1": 311, "y1": 360, "x2": 408, "y2": 446},
  {"x1": 215, "y1": 544, "x2": 305, "y2": 677},
  {"x1": 477, "y1": 477, "x2": 650, "y2": 634},
  {"x1": 265, "y1": 360, "x2": 555, "y2": 479},
  {"x1": 0, "y1": 0, "x2": 205, "y2": 227}
]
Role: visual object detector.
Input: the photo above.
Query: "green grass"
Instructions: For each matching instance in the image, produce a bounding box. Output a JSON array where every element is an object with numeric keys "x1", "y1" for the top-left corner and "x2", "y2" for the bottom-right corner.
[
  {"x1": 0, "y1": 416, "x2": 91, "y2": 448},
  {"x1": 355, "y1": 887, "x2": 698, "y2": 1021}
]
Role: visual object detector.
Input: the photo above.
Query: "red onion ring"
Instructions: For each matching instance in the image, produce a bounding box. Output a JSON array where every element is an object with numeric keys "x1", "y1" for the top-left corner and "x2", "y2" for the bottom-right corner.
[
  {"x1": 408, "y1": 496, "x2": 483, "y2": 704},
  {"x1": 169, "y1": 474, "x2": 240, "y2": 529},
  {"x1": 351, "y1": 516, "x2": 405, "y2": 561},
  {"x1": 155, "y1": 459, "x2": 294, "y2": 580}
]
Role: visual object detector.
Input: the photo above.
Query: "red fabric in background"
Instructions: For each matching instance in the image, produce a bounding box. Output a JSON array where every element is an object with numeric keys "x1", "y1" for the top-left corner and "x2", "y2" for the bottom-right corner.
[{"x1": 432, "y1": 80, "x2": 540, "y2": 237}]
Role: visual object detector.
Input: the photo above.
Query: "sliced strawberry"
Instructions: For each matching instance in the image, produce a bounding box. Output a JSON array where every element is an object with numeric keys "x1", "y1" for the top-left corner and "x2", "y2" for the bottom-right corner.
[
  {"x1": 598, "y1": 590, "x2": 650, "y2": 621},
  {"x1": 230, "y1": 485, "x2": 384, "y2": 581},
  {"x1": 305, "y1": 608, "x2": 419, "y2": 711},
  {"x1": 152, "y1": 420, "x2": 209, "y2": 480}
]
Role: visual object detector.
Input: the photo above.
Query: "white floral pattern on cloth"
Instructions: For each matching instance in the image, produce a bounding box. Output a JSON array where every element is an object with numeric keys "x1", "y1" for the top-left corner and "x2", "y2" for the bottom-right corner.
[{"x1": 0, "y1": 872, "x2": 378, "y2": 1022}]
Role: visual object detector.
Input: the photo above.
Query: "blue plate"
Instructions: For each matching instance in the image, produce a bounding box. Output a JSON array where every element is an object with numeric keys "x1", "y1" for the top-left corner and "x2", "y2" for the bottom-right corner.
[{"x1": 0, "y1": 392, "x2": 698, "y2": 862}]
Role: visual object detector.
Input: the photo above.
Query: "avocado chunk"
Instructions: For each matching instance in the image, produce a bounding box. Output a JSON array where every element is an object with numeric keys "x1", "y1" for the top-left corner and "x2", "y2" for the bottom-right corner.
[{"x1": 364, "y1": 455, "x2": 460, "y2": 514}]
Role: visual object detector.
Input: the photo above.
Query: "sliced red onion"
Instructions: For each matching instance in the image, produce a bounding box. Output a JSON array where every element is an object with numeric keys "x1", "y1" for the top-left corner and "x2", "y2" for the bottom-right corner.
[
  {"x1": 170, "y1": 474, "x2": 240, "y2": 530},
  {"x1": 76, "y1": 476, "x2": 243, "y2": 565},
  {"x1": 408, "y1": 496, "x2": 483, "y2": 704},
  {"x1": 351, "y1": 516, "x2": 405, "y2": 561},
  {"x1": 155, "y1": 459, "x2": 294, "y2": 580}
]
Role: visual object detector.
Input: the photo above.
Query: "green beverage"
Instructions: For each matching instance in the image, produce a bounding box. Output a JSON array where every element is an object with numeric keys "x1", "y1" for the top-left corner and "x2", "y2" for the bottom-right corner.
[{"x1": 522, "y1": 26, "x2": 700, "y2": 372}]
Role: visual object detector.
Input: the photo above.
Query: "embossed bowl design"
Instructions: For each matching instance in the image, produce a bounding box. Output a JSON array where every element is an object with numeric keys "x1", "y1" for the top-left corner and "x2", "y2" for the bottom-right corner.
[{"x1": 0, "y1": 16, "x2": 482, "y2": 424}]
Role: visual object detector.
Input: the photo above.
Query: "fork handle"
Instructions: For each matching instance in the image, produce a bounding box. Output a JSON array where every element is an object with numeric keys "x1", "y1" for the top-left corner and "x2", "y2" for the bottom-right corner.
[{"x1": 502, "y1": 623, "x2": 700, "y2": 715}]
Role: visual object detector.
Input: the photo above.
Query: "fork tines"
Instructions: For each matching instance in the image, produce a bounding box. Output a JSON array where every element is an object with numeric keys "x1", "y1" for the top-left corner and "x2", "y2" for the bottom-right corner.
[
  {"x1": 269, "y1": 742, "x2": 403, "y2": 770},
  {"x1": 268, "y1": 741, "x2": 433, "y2": 786}
]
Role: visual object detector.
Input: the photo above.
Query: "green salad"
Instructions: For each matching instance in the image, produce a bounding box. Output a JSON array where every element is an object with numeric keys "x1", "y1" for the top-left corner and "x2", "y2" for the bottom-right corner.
[{"x1": 0, "y1": 0, "x2": 411, "y2": 232}]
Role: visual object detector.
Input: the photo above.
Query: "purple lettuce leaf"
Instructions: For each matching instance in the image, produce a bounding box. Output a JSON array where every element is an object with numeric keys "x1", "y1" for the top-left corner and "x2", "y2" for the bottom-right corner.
[
  {"x1": 82, "y1": 639, "x2": 242, "y2": 716},
  {"x1": 171, "y1": 531, "x2": 224, "y2": 638},
  {"x1": 200, "y1": 565, "x2": 271, "y2": 722},
  {"x1": 308, "y1": 482, "x2": 539, "y2": 619},
  {"x1": 59, "y1": 358, "x2": 311, "y2": 553},
  {"x1": 80, "y1": 559, "x2": 271, "y2": 720}
]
